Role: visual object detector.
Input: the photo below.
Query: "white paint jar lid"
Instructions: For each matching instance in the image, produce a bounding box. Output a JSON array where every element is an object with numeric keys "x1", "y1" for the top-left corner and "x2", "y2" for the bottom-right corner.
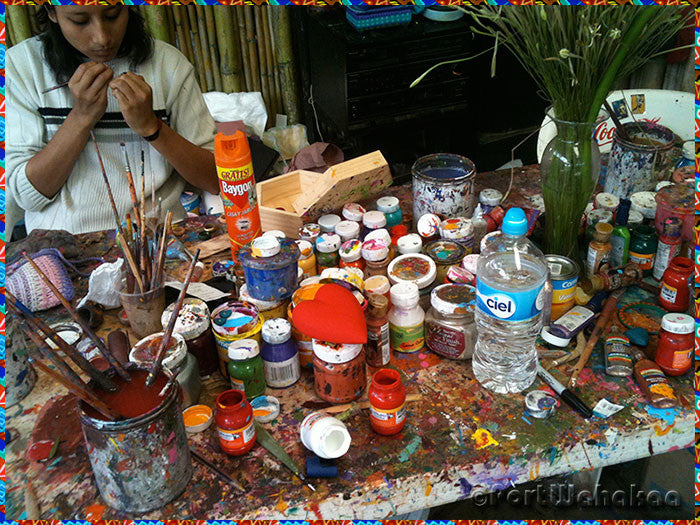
[
  {"x1": 318, "y1": 214, "x2": 341, "y2": 233},
  {"x1": 312, "y1": 339, "x2": 363, "y2": 364}
]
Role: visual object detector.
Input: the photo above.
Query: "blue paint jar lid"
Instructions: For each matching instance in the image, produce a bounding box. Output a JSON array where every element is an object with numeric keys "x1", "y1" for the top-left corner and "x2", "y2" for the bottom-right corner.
[{"x1": 239, "y1": 239, "x2": 300, "y2": 270}]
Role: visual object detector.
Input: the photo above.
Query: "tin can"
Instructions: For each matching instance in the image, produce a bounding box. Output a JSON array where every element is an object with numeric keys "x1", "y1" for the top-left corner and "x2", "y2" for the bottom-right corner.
[
  {"x1": 545, "y1": 255, "x2": 579, "y2": 321},
  {"x1": 211, "y1": 301, "x2": 264, "y2": 378}
]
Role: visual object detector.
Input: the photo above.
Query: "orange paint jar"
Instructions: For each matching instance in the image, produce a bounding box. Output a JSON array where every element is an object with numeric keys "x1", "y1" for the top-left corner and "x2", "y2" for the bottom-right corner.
[
  {"x1": 312, "y1": 341, "x2": 366, "y2": 404},
  {"x1": 368, "y1": 368, "x2": 406, "y2": 435},
  {"x1": 214, "y1": 389, "x2": 256, "y2": 456}
]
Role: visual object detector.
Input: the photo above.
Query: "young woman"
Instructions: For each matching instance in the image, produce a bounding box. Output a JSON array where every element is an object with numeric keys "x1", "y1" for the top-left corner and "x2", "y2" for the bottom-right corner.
[{"x1": 7, "y1": 5, "x2": 219, "y2": 235}]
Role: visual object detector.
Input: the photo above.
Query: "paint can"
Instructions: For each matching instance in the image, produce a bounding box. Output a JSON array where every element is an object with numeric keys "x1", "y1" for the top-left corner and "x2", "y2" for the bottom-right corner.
[
  {"x1": 79, "y1": 366, "x2": 192, "y2": 513},
  {"x1": 211, "y1": 301, "x2": 264, "y2": 378},
  {"x1": 6, "y1": 331, "x2": 37, "y2": 408},
  {"x1": 604, "y1": 121, "x2": 674, "y2": 199},
  {"x1": 412, "y1": 153, "x2": 476, "y2": 227},
  {"x1": 238, "y1": 238, "x2": 300, "y2": 302},
  {"x1": 544, "y1": 255, "x2": 579, "y2": 321},
  {"x1": 655, "y1": 183, "x2": 694, "y2": 243},
  {"x1": 180, "y1": 191, "x2": 201, "y2": 217},
  {"x1": 312, "y1": 340, "x2": 366, "y2": 404},
  {"x1": 424, "y1": 239, "x2": 466, "y2": 285}
]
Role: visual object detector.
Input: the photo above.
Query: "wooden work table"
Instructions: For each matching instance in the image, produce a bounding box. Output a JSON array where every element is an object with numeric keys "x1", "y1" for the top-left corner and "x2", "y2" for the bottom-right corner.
[{"x1": 5, "y1": 167, "x2": 693, "y2": 519}]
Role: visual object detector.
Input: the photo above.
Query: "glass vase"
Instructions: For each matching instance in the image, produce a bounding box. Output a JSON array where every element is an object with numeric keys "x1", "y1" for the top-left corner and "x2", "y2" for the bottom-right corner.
[{"x1": 540, "y1": 111, "x2": 601, "y2": 260}]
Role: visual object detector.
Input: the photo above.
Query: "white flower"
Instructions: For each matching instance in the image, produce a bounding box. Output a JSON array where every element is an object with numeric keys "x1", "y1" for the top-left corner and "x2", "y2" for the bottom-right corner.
[
  {"x1": 609, "y1": 28, "x2": 621, "y2": 39},
  {"x1": 559, "y1": 48, "x2": 571, "y2": 59}
]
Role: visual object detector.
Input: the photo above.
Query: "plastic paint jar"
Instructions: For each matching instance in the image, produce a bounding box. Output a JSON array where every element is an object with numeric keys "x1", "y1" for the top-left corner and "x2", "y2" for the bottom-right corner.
[
  {"x1": 160, "y1": 298, "x2": 218, "y2": 377},
  {"x1": 339, "y1": 239, "x2": 365, "y2": 272},
  {"x1": 388, "y1": 282, "x2": 425, "y2": 354},
  {"x1": 387, "y1": 253, "x2": 437, "y2": 293},
  {"x1": 238, "y1": 237, "x2": 300, "y2": 302},
  {"x1": 424, "y1": 239, "x2": 466, "y2": 285},
  {"x1": 594, "y1": 192, "x2": 620, "y2": 215},
  {"x1": 238, "y1": 284, "x2": 289, "y2": 322},
  {"x1": 544, "y1": 255, "x2": 579, "y2": 321},
  {"x1": 215, "y1": 389, "x2": 256, "y2": 456},
  {"x1": 659, "y1": 256, "x2": 693, "y2": 312},
  {"x1": 295, "y1": 240, "x2": 317, "y2": 280},
  {"x1": 655, "y1": 313, "x2": 693, "y2": 376},
  {"x1": 315, "y1": 233, "x2": 342, "y2": 273},
  {"x1": 299, "y1": 223, "x2": 322, "y2": 244},
  {"x1": 479, "y1": 189, "x2": 502, "y2": 215},
  {"x1": 361, "y1": 211, "x2": 387, "y2": 240},
  {"x1": 628, "y1": 224, "x2": 657, "y2": 277},
  {"x1": 318, "y1": 214, "x2": 342, "y2": 233},
  {"x1": 342, "y1": 202, "x2": 366, "y2": 223},
  {"x1": 300, "y1": 412, "x2": 352, "y2": 459},
  {"x1": 425, "y1": 283, "x2": 476, "y2": 360},
  {"x1": 376, "y1": 196, "x2": 402, "y2": 228},
  {"x1": 654, "y1": 183, "x2": 694, "y2": 242},
  {"x1": 227, "y1": 338, "x2": 266, "y2": 399},
  {"x1": 362, "y1": 239, "x2": 390, "y2": 264},
  {"x1": 335, "y1": 220, "x2": 361, "y2": 243},
  {"x1": 397, "y1": 233, "x2": 423, "y2": 255},
  {"x1": 364, "y1": 275, "x2": 392, "y2": 303},
  {"x1": 312, "y1": 340, "x2": 366, "y2": 403},
  {"x1": 439, "y1": 217, "x2": 474, "y2": 254},
  {"x1": 261, "y1": 318, "x2": 300, "y2": 388},
  {"x1": 369, "y1": 368, "x2": 406, "y2": 435},
  {"x1": 211, "y1": 301, "x2": 264, "y2": 378}
]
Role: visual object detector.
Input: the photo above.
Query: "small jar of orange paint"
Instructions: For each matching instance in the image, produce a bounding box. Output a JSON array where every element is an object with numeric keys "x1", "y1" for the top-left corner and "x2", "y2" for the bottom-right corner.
[
  {"x1": 215, "y1": 389, "x2": 256, "y2": 455},
  {"x1": 368, "y1": 368, "x2": 406, "y2": 435}
]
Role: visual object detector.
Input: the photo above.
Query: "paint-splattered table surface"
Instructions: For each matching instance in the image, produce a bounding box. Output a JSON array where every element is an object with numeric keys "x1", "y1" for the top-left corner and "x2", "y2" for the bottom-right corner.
[{"x1": 5, "y1": 166, "x2": 693, "y2": 519}]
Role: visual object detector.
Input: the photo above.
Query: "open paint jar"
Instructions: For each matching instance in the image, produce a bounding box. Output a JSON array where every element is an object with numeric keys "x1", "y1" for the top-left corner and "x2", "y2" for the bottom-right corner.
[
  {"x1": 655, "y1": 183, "x2": 693, "y2": 242},
  {"x1": 238, "y1": 237, "x2": 300, "y2": 302},
  {"x1": 412, "y1": 153, "x2": 476, "y2": 227},
  {"x1": 424, "y1": 239, "x2": 466, "y2": 284},
  {"x1": 211, "y1": 301, "x2": 263, "y2": 378}
]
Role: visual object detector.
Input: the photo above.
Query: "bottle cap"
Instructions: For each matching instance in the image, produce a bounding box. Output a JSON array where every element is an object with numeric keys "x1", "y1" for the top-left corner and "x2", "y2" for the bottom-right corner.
[
  {"x1": 312, "y1": 339, "x2": 363, "y2": 364},
  {"x1": 362, "y1": 211, "x2": 387, "y2": 229},
  {"x1": 262, "y1": 318, "x2": 292, "y2": 344},
  {"x1": 342, "y1": 202, "x2": 366, "y2": 222},
  {"x1": 501, "y1": 207, "x2": 527, "y2": 236},
  {"x1": 387, "y1": 253, "x2": 437, "y2": 289},
  {"x1": 295, "y1": 240, "x2": 314, "y2": 260},
  {"x1": 251, "y1": 236, "x2": 281, "y2": 258},
  {"x1": 479, "y1": 188, "x2": 503, "y2": 207},
  {"x1": 587, "y1": 209, "x2": 613, "y2": 226},
  {"x1": 524, "y1": 390, "x2": 557, "y2": 419},
  {"x1": 251, "y1": 395, "x2": 281, "y2": 423},
  {"x1": 364, "y1": 228, "x2": 392, "y2": 246},
  {"x1": 364, "y1": 275, "x2": 391, "y2": 296},
  {"x1": 376, "y1": 196, "x2": 400, "y2": 214},
  {"x1": 299, "y1": 223, "x2": 321, "y2": 242},
  {"x1": 227, "y1": 338, "x2": 260, "y2": 360},
  {"x1": 334, "y1": 220, "x2": 360, "y2": 241},
  {"x1": 593, "y1": 222, "x2": 613, "y2": 242},
  {"x1": 660, "y1": 313, "x2": 693, "y2": 335},
  {"x1": 541, "y1": 326, "x2": 572, "y2": 348},
  {"x1": 416, "y1": 213, "x2": 441, "y2": 238},
  {"x1": 262, "y1": 230, "x2": 286, "y2": 240},
  {"x1": 594, "y1": 192, "x2": 620, "y2": 212},
  {"x1": 183, "y1": 405, "x2": 214, "y2": 433},
  {"x1": 362, "y1": 239, "x2": 390, "y2": 262},
  {"x1": 131, "y1": 332, "x2": 187, "y2": 370},
  {"x1": 390, "y1": 282, "x2": 420, "y2": 308},
  {"x1": 339, "y1": 239, "x2": 363, "y2": 262},
  {"x1": 318, "y1": 214, "x2": 341, "y2": 233},
  {"x1": 630, "y1": 191, "x2": 657, "y2": 219},
  {"x1": 430, "y1": 284, "x2": 475, "y2": 316},
  {"x1": 627, "y1": 210, "x2": 644, "y2": 226},
  {"x1": 439, "y1": 217, "x2": 474, "y2": 241},
  {"x1": 316, "y1": 233, "x2": 341, "y2": 253},
  {"x1": 367, "y1": 293, "x2": 389, "y2": 317},
  {"x1": 397, "y1": 233, "x2": 423, "y2": 254}
]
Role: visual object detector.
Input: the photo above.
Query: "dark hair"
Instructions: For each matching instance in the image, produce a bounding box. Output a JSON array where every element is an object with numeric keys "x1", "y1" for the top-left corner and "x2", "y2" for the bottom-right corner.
[{"x1": 36, "y1": 6, "x2": 154, "y2": 84}]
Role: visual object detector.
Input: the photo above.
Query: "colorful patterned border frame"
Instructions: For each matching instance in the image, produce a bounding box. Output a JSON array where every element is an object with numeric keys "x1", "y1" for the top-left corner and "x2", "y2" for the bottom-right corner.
[{"x1": 0, "y1": 2, "x2": 697, "y2": 521}]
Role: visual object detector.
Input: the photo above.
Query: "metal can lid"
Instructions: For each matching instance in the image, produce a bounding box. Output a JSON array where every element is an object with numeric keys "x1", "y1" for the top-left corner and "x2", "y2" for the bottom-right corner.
[
  {"x1": 388, "y1": 253, "x2": 437, "y2": 289},
  {"x1": 227, "y1": 338, "x2": 260, "y2": 360},
  {"x1": 251, "y1": 236, "x2": 281, "y2": 258},
  {"x1": 262, "y1": 318, "x2": 292, "y2": 344},
  {"x1": 430, "y1": 283, "x2": 475, "y2": 315},
  {"x1": 318, "y1": 214, "x2": 341, "y2": 233},
  {"x1": 362, "y1": 210, "x2": 387, "y2": 229},
  {"x1": 417, "y1": 213, "x2": 441, "y2": 238},
  {"x1": 541, "y1": 326, "x2": 571, "y2": 348},
  {"x1": 316, "y1": 233, "x2": 341, "y2": 253},
  {"x1": 594, "y1": 192, "x2": 620, "y2": 211},
  {"x1": 479, "y1": 188, "x2": 503, "y2": 207},
  {"x1": 544, "y1": 255, "x2": 579, "y2": 281},
  {"x1": 376, "y1": 196, "x2": 400, "y2": 214},
  {"x1": 397, "y1": 233, "x2": 423, "y2": 254},
  {"x1": 362, "y1": 239, "x2": 390, "y2": 262},
  {"x1": 439, "y1": 217, "x2": 474, "y2": 240},
  {"x1": 335, "y1": 220, "x2": 360, "y2": 240},
  {"x1": 299, "y1": 223, "x2": 322, "y2": 241},
  {"x1": 339, "y1": 239, "x2": 363, "y2": 262},
  {"x1": 660, "y1": 313, "x2": 694, "y2": 335},
  {"x1": 524, "y1": 390, "x2": 557, "y2": 419},
  {"x1": 295, "y1": 240, "x2": 314, "y2": 260},
  {"x1": 342, "y1": 202, "x2": 366, "y2": 222},
  {"x1": 425, "y1": 239, "x2": 466, "y2": 265}
]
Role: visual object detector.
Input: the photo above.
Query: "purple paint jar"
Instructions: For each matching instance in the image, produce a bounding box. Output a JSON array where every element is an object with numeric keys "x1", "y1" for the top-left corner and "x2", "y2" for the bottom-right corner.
[{"x1": 260, "y1": 318, "x2": 301, "y2": 388}]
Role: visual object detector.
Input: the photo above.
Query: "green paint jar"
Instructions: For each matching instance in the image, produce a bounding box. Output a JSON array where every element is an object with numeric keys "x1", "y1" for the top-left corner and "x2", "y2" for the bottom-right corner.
[
  {"x1": 628, "y1": 224, "x2": 657, "y2": 277},
  {"x1": 226, "y1": 338, "x2": 266, "y2": 399}
]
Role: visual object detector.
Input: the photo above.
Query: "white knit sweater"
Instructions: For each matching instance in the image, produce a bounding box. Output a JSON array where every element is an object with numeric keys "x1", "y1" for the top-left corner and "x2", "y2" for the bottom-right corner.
[{"x1": 6, "y1": 37, "x2": 217, "y2": 235}]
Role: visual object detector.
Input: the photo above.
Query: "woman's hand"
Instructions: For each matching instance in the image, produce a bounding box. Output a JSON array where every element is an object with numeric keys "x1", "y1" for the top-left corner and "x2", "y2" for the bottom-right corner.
[
  {"x1": 109, "y1": 72, "x2": 160, "y2": 137},
  {"x1": 68, "y1": 61, "x2": 114, "y2": 127}
]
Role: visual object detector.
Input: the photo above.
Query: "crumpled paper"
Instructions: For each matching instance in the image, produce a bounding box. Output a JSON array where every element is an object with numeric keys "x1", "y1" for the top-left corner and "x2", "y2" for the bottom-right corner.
[{"x1": 77, "y1": 258, "x2": 124, "y2": 310}]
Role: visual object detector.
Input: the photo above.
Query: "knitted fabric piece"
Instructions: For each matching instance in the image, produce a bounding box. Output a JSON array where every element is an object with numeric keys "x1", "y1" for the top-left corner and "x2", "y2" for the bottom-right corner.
[{"x1": 7, "y1": 248, "x2": 75, "y2": 312}]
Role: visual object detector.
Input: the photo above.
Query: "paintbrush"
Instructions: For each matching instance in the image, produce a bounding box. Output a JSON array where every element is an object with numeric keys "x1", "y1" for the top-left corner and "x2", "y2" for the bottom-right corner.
[
  {"x1": 319, "y1": 393, "x2": 423, "y2": 414},
  {"x1": 603, "y1": 100, "x2": 632, "y2": 142},
  {"x1": 153, "y1": 211, "x2": 173, "y2": 289},
  {"x1": 19, "y1": 323, "x2": 87, "y2": 389},
  {"x1": 139, "y1": 150, "x2": 150, "y2": 285},
  {"x1": 29, "y1": 357, "x2": 121, "y2": 421},
  {"x1": 7, "y1": 293, "x2": 116, "y2": 392},
  {"x1": 23, "y1": 252, "x2": 131, "y2": 382},
  {"x1": 121, "y1": 142, "x2": 142, "y2": 233},
  {"x1": 568, "y1": 290, "x2": 622, "y2": 388},
  {"x1": 91, "y1": 131, "x2": 126, "y2": 238},
  {"x1": 145, "y1": 248, "x2": 200, "y2": 387},
  {"x1": 42, "y1": 81, "x2": 69, "y2": 94},
  {"x1": 117, "y1": 231, "x2": 145, "y2": 294},
  {"x1": 190, "y1": 448, "x2": 246, "y2": 492},
  {"x1": 254, "y1": 421, "x2": 316, "y2": 491},
  {"x1": 543, "y1": 332, "x2": 585, "y2": 370}
]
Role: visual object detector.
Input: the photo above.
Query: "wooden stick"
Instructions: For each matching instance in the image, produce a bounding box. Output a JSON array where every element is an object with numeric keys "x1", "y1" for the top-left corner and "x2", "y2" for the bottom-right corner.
[
  {"x1": 195, "y1": 5, "x2": 215, "y2": 92},
  {"x1": 244, "y1": 7, "x2": 262, "y2": 93},
  {"x1": 190, "y1": 448, "x2": 245, "y2": 492},
  {"x1": 173, "y1": 7, "x2": 194, "y2": 64},
  {"x1": 22, "y1": 252, "x2": 131, "y2": 382},
  {"x1": 117, "y1": 232, "x2": 145, "y2": 294},
  {"x1": 145, "y1": 248, "x2": 200, "y2": 386},
  {"x1": 568, "y1": 290, "x2": 622, "y2": 388},
  {"x1": 204, "y1": 6, "x2": 223, "y2": 92},
  {"x1": 254, "y1": 7, "x2": 272, "y2": 116},
  {"x1": 321, "y1": 393, "x2": 423, "y2": 414},
  {"x1": 7, "y1": 292, "x2": 116, "y2": 391},
  {"x1": 91, "y1": 131, "x2": 125, "y2": 236},
  {"x1": 139, "y1": 150, "x2": 149, "y2": 284},
  {"x1": 29, "y1": 357, "x2": 121, "y2": 421},
  {"x1": 543, "y1": 332, "x2": 586, "y2": 370},
  {"x1": 186, "y1": 5, "x2": 208, "y2": 90}
]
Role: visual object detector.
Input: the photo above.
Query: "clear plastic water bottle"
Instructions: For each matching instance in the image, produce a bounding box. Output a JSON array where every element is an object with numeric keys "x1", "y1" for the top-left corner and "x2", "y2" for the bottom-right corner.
[{"x1": 472, "y1": 208, "x2": 548, "y2": 394}]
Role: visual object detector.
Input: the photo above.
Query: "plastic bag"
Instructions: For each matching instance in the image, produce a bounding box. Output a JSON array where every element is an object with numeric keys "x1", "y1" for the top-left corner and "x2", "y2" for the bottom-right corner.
[
  {"x1": 202, "y1": 92, "x2": 268, "y2": 138},
  {"x1": 262, "y1": 124, "x2": 310, "y2": 161},
  {"x1": 77, "y1": 258, "x2": 124, "y2": 310}
]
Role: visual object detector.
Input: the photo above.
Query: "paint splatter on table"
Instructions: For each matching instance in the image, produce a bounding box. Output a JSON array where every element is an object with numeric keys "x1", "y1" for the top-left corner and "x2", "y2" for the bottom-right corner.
[{"x1": 5, "y1": 167, "x2": 692, "y2": 518}]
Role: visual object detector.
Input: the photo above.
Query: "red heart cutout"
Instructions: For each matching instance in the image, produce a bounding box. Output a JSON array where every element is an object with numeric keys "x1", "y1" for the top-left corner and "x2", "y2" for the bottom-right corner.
[{"x1": 292, "y1": 284, "x2": 367, "y2": 344}]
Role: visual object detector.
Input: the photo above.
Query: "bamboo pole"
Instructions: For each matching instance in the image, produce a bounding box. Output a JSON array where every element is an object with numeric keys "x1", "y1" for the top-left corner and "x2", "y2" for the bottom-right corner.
[
  {"x1": 264, "y1": 7, "x2": 282, "y2": 117},
  {"x1": 29, "y1": 6, "x2": 41, "y2": 37},
  {"x1": 204, "y1": 7, "x2": 223, "y2": 92},
  {"x1": 243, "y1": 7, "x2": 262, "y2": 93},
  {"x1": 195, "y1": 5, "x2": 215, "y2": 92},
  {"x1": 143, "y1": 6, "x2": 171, "y2": 44},
  {"x1": 254, "y1": 7, "x2": 272, "y2": 116},
  {"x1": 172, "y1": 7, "x2": 194, "y2": 64},
  {"x1": 182, "y1": 7, "x2": 207, "y2": 89},
  {"x1": 166, "y1": 8, "x2": 177, "y2": 50},
  {"x1": 187, "y1": 5, "x2": 210, "y2": 92},
  {"x1": 7, "y1": 6, "x2": 33, "y2": 45},
  {"x1": 213, "y1": 7, "x2": 243, "y2": 93},
  {"x1": 236, "y1": 7, "x2": 254, "y2": 92},
  {"x1": 270, "y1": 7, "x2": 300, "y2": 123}
]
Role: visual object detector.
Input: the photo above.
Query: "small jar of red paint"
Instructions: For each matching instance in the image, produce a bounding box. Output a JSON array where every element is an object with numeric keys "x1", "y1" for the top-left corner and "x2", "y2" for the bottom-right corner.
[
  {"x1": 368, "y1": 368, "x2": 406, "y2": 435},
  {"x1": 312, "y1": 340, "x2": 366, "y2": 404},
  {"x1": 215, "y1": 389, "x2": 256, "y2": 455},
  {"x1": 659, "y1": 256, "x2": 693, "y2": 312},
  {"x1": 655, "y1": 313, "x2": 693, "y2": 376}
]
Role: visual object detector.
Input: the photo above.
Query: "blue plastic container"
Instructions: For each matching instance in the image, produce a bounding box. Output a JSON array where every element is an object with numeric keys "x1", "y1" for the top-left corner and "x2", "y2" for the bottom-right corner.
[
  {"x1": 345, "y1": 6, "x2": 413, "y2": 32},
  {"x1": 238, "y1": 239, "x2": 300, "y2": 302}
]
